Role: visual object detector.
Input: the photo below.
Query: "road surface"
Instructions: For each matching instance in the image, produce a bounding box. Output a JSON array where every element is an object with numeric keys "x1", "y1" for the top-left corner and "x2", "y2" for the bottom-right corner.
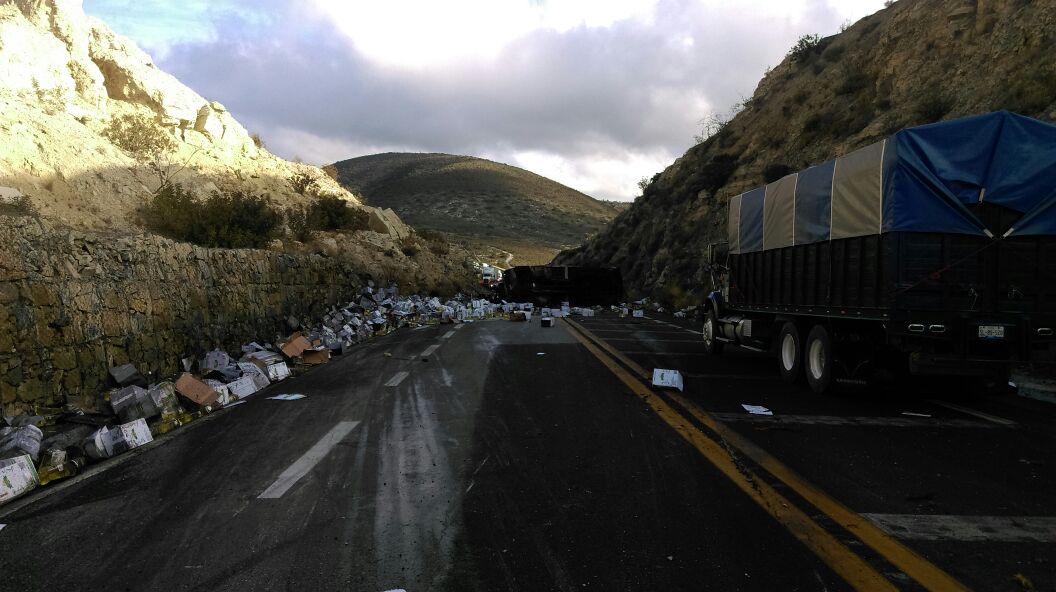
[{"x1": 1, "y1": 313, "x2": 1053, "y2": 591}]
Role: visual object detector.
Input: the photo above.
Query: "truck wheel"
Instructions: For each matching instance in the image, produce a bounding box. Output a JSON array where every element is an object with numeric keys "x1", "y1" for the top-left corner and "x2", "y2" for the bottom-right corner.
[
  {"x1": 777, "y1": 322, "x2": 802, "y2": 384},
  {"x1": 703, "y1": 309, "x2": 724, "y2": 355},
  {"x1": 805, "y1": 325, "x2": 833, "y2": 394}
]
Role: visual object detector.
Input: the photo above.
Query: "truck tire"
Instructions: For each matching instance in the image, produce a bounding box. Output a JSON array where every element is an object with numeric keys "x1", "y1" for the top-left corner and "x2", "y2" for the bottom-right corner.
[
  {"x1": 805, "y1": 324, "x2": 833, "y2": 394},
  {"x1": 777, "y1": 322, "x2": 802, "y2": 384},
  {"x1": 703, "y1": 309, "x2": 724, "y2": 355}
]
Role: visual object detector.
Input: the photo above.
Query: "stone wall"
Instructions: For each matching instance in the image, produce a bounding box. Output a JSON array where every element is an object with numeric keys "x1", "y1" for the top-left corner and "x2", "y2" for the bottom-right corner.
[{"x1": 0, "y1": 217, "x2": 367, "y2": 414}]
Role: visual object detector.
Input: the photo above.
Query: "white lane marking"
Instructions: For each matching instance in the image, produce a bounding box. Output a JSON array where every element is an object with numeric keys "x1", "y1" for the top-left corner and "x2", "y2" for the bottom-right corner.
[
  {"x1": 926, "y1": 399, "x2": 1017, "y2": 426},
  {"x1": 465, "y1": 479, "x2": 475, "y2": 494},
  {"x1": 420, "y1": 344, "x2": 440, "y2": 358},
  {"x1": 0, "y1": 524, "x2": 6, "y2": 532},
  {"x1": 602, "y1": 337, "x2": 703, "y2": 343},
  {"x1": 455, "y1": 323, "x2": 466, "y2": 330},
  {"x1": 258, "y1": 421, "x2": 360, "y2": 499},
  {"x1": 863, "y1": 514, "x2": 1056, "y2": 542},
  {"x1": 442, "y1": 330, "x2": 456, "y2": 339},
  {"x1": 385, "y1": 371, "x2": 409, "y2": 387},
  {"x1": 709, "y1": 413, "x2": 1003, "y2": 428}
]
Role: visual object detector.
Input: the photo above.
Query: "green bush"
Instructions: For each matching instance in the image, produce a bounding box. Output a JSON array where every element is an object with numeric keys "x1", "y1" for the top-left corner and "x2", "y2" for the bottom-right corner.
[
  {"x1": 418, "y1": 229, "x2": 450, "y2": 255},
  {"x1": 288, "y1": 172, "x2": 318, "y2": 195},
  {"x1": 284, "y1": 196, "x2": 369, "y2": 240},
  {"x1": 915, "y1": 92, "x2": 954, "y2": 123},
  {"x1": 309, "y1": 196, "x2": 368, "y2": 231},
  {"x1": 143, "y1": 184, "x2": 281, "y2": 248},
  {"x1": 787, "y1": 34, "x2": 824, "y2": 63},
  {"x1": 836, "y1": 70, "x2": 872, "y2": 96},
  {"x1": 104, "y1": 113, "x2": 176, "y2": 161}
]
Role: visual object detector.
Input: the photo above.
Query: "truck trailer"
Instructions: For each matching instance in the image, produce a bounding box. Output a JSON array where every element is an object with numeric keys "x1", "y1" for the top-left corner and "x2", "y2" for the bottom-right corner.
[
  {"x1": 501, "y1": 265, "x2": 623, "y2": 306},
  {"x1": 703, "y1": 111, "x2": 1056, "y2": 393}
]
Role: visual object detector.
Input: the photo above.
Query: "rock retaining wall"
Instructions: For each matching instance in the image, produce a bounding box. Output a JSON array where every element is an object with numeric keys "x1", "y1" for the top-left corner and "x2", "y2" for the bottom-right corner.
[{"x1": 0, "y1": 217, "x2": 364, "y2": 414}]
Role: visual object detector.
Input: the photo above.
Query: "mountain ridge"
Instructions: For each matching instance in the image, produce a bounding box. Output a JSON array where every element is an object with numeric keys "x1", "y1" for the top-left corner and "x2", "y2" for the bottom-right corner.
[{"x1": 329, "y1": 152, "x2": 623, "y2": 265}]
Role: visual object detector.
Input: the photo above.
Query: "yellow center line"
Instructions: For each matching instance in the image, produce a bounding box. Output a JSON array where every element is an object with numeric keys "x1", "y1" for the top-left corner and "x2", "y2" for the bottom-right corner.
[
  {"x1": 564, "y1": 318, "x2": 970, "y2": 592},
  {"x1": 562, "y1": 320, "x2": 896, "y2": 591}
]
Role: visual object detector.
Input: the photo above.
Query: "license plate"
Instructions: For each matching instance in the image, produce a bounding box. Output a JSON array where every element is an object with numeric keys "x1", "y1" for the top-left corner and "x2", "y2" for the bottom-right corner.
[{"x1": 978, "y1": 325, "x2": 1005, "y2": 339}]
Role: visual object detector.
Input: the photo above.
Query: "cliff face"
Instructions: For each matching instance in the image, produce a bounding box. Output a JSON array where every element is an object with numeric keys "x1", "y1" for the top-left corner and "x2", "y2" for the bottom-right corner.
[
  {"x1": 0, "y1": 0, "x2": 359, "y2": 229},
  {"x1": 557, "y1": 0, "x2": 1056, "y2": 306}
]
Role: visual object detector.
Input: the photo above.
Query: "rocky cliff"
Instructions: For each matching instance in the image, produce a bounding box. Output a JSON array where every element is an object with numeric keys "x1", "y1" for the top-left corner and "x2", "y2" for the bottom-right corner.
[
  {"x1": 557, "y1": 0, "x2": 1056, "y2": 306},
  {"x1": 0, "y1": 0, "x2": 371, "y2": 230}
]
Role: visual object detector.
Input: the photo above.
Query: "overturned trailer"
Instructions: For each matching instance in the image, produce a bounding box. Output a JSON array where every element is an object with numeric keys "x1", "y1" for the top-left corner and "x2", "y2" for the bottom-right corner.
[
  {"x1": 501, "y1": 265, "x2": 623, "y2": 306},
  {"x1": 705, "y1": 111, "x2": 1056, "y2": 393}
]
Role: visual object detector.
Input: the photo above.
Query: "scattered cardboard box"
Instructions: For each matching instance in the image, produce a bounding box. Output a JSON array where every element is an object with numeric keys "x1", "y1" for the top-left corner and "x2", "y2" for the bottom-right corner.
[{"x1": 175, "y1": 373, "x2": 219, "y2": 407}]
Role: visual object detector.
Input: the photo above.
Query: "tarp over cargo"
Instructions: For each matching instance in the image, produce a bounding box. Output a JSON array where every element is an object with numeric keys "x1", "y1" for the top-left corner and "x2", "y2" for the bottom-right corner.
[{"x1": 729, "y1": 111, "x2": 1056, "y2": 254}]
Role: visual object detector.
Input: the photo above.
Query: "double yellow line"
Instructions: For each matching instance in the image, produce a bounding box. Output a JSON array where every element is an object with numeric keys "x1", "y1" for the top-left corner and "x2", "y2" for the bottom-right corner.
[{"x1": 563, "y1": 318, "x2": 969, "y2": 592}]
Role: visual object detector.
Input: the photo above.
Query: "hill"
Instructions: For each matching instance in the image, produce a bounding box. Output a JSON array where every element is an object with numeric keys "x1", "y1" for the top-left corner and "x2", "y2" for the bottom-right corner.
[
  {"x1": 0, "y1": 0, "x2": 476, "y2": 293},
  {"x1": 328, "y1": 153, "x2": 622, "y2": 265},
  {"x1": 556, "y1": 0, "x2": 1056, "y2": 306}
]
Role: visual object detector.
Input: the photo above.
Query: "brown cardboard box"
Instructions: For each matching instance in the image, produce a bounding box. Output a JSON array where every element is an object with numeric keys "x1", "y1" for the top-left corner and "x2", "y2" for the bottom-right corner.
[
  {"x1": 175, "y1": 373, "x2": 219, "y2": 407},
  {"x1": 280, "y1": 333, "x2": 313, "y2": 359},
  {"x1": 302, "y1": 348, "x2": 331, "y2": 366}
]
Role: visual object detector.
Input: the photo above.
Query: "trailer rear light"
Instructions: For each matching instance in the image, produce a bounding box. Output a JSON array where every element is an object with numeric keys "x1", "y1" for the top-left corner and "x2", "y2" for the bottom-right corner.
[
  {"x1": 1039, "y1": 328, "x2": 1054, "y2": 337},
  {"x1": 928, "y1": 324, "x2": 946, "y2": 334},
  {"x1": 908, "y1": 324, "x2": 925, "y2": 333}
]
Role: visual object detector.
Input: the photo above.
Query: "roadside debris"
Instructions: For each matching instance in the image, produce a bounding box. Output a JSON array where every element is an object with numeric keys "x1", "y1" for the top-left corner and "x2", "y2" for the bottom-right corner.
[
  {"x1": 0, "y1": 286, "x2": 542, "y2": 506},
  {"x1": 652, "y1": 369, "x2": 685, "y2": 392},
  {"x1": 742, "y1": 404, "x2": 774, "y2": 416},
  {"x1": 0, "y1": 455, "x2": 38, "y2": 504}
]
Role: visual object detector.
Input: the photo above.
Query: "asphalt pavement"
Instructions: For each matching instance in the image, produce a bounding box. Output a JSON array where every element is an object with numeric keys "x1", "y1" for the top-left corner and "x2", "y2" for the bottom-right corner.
[{"x1": 1, "y1": 312, "x2": 1053, "y2": 591}]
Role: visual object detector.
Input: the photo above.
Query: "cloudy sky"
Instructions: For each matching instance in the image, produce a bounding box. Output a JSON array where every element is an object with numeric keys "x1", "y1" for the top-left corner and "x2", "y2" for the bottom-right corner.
[{"x1": 83, "y1": 0, "x2": 887, "y2": 201}]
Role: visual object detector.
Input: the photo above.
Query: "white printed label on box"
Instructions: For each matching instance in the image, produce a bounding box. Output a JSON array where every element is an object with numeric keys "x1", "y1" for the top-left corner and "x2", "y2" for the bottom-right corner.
[
  {"x1": 266, "y1": 362, "x2": 291, "y2": 381},
  {"x1": 651, "y1": 369, "x2": 684, "y2": 392},
  {"x1": 227, "y1": 376, "x2": 259, "y2": 398},
  {"x1": 119, "y1": 418, "x2": 154, "y2": 448},
  {"x1": 0, "y1": 455, "x2": 38, "y2": 504},
  {"x1": 633, "y1": 309, "x2": 644, "y2": 318}
]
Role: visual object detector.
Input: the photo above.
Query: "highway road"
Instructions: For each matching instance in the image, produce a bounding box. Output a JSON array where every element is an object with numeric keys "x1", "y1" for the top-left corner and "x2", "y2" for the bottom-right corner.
[{"x1": 1, "y1": 313, "x2": 1053, "y2": 591}]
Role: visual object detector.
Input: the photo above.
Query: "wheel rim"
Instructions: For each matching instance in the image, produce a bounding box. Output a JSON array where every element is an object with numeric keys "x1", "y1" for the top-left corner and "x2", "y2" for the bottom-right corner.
[
  {"x1": 703, "y1": 317, "x2": 714, "y2": 344},
  {"x1": 781, "y1": 333, "x2": 796, "y2": 371},
  {"x1": 808, "y1": 338, "x2": 826, "y2": 380}
]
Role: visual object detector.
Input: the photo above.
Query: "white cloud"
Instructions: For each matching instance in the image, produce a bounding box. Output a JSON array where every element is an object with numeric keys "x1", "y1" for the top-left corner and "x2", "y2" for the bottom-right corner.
[{"x1": 84, "y1": 0, "x2": 892, "y2": 202}]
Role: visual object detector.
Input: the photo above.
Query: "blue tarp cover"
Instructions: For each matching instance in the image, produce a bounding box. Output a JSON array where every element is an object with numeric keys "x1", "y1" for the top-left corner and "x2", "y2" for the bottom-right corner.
[{"x1": 729, "y1": 111, "x2": 1056, "y2": 253}]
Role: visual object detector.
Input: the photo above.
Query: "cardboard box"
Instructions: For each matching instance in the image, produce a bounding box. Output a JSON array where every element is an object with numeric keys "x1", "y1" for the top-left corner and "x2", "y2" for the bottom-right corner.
[
  {"x1": 237, "y1": 362, "x2": 271, "y2": 390},
  {"x1": 117, "y1": 418, "x2": 153, "y2": 449},
  {"x1": 301, "y1": 348, "x2": 331, "y2": 366},
  {"x1": 175, "y1": 373, "x2": 219, "y2": 407},
  {"x1": 541, "y1": 317, "x2": 554, "y2": 328},
  {"x1": 0, "y1": 455, "x2": 38, "y2": 505},
  {"x1": 633, "y1": 309, "x2": 645, "y2": 318},
  {"x1": 280, "y1": 333, "x2": 313, "y2": 359},
  {"x1": 226, "y1": 376, "x2": 259, "y2": 399}
]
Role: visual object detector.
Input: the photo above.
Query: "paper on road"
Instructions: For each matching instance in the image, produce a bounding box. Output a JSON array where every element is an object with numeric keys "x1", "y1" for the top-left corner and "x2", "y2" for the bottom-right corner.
[
  {"x1": 742, "y1": 404, "x2": 773, "y2": 416},
  {"x1": 267, "y1": 394, "x2": 306, "y2": 401},
  {"x1": 652, "y1": 369, "x2": 684, "y2": 392}
]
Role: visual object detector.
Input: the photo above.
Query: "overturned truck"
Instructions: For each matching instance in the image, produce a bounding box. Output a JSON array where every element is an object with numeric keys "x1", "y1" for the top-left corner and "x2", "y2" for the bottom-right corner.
[
  {"x1": 501, "y1": 265, "x2": 623, "y2": 306},
  {"x1": 704, "y1": 111, "x2": 1056, "y2": 393}
]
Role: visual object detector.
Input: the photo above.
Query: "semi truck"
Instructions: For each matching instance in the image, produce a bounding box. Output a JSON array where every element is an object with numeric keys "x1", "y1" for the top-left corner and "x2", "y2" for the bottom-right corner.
[{"x1": 702, "y1": 111, "x2": 1056, "y2": 393}]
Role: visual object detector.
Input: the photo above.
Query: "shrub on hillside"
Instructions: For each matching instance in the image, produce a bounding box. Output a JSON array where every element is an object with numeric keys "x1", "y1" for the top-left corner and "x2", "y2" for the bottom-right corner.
[
  {"x1": 104, "y1": 113, "x2": 176, "y2": 161},
  {"x1": 288, "y1": 172, "x2": 318, "y2": 195},
  {"x1": 417, "y1": 229, "x2": 450, "y2": 255},
  {"x1": 143, "y1": 183, "x2": 281, "y2": 248},
  {"x1": 399, "y1": 236, "x2": 421, "y2": 257},
  {"x1": 309, "y1": 195, "x2": 368, "y2": 231},
  {"x1": 787, "y1": 34, "x2": 824, "y2": 63}
]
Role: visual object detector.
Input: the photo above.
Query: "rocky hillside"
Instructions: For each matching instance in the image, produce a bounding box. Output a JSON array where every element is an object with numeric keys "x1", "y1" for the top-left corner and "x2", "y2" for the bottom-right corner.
[
  {"x1": 557, "y1": 0, "x2": 1056, "y2": 306},
  {"x1": 328, "y1": 153, "x2": 622, "y2": 265},
  {"x1": 0, "y1": 0, "x2": 478, "y2": 293},
  {"x1": 0, "y1": 0, "x2": 366, "y2": 229}
]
